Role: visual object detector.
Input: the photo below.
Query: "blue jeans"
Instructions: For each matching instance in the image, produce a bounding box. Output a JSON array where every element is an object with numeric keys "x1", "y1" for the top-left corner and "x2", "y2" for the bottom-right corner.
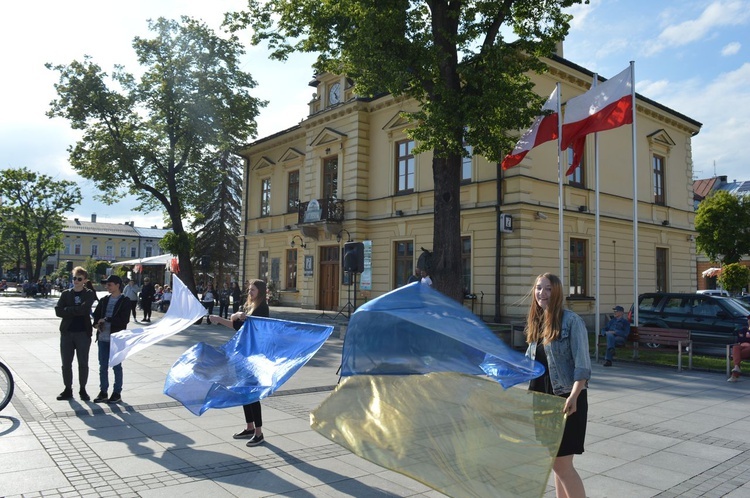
[
  {"x1": 98, "y1": 340, "x2": 123, "y2": 394},
  {"x1": 603, "y1": 331, "x2": 626, "y2": 361}
]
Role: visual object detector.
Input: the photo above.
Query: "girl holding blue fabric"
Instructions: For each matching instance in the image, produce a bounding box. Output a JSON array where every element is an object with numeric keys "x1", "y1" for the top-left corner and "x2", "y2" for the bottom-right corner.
[
  {"x1": 525, "y1": 273, "x2": 590, "y2": 498},
  {"x1": 209, "y1": 279, "x2": 269, "y2": 447}
]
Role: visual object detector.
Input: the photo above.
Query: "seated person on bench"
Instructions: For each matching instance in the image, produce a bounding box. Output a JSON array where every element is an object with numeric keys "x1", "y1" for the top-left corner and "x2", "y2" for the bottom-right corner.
[
  {"x1": 601, "y1": 305, "x2": 631, "y2": 367},
  {"x1": 728, "y1": 314, "x2": 750, "y2": 383}
]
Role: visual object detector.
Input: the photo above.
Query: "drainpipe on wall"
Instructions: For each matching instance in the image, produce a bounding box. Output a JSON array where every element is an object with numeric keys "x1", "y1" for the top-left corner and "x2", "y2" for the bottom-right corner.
[{"x1": 494, "y1": 162, "x2": 503, "y2": 323}]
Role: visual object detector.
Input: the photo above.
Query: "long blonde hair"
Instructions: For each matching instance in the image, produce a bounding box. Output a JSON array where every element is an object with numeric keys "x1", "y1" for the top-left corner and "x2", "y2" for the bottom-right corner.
[
  {"x1": 244, "y1": 279, "x2": 267, "y2": 313},
  {"x1": 525, "y1": 273, "x2": 564, "y2": 345}
]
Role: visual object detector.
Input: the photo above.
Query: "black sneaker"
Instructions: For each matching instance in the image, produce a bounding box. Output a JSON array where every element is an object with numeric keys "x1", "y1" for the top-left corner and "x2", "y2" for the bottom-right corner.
[
  {"x1": 107, "y1": 393, "x2": 122, "y2": 403},
  {"x1": 79, "y1": 390, "x2": 91, "y2": 401},
  {"x1": 246, "y1": 433, "x2": 265, "y2": 447},
  {"x1": 233, "y1": 429, "x2": 255, "y2": 439},
  {"x1": 56, "y1": 389, "x2": 73, "y2": 401},
  {"x1": 93, "y1": 391, "x2": 109, "y2": 403},
  {"x1": 603, "y1": 360, "x2": 613, "y2": 367}
]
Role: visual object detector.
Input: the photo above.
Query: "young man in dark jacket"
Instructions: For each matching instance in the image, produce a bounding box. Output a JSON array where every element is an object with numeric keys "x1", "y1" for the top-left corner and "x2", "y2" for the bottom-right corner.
[
  {"x1": 140, "y1": 277, "x2": 156, "y2": 322},
  {"x1": 92, "y1": 275, "x2": 131, "y2": 403},
  {"x1": 54, "y1": 266, "x2": 97, "y2": 401}
]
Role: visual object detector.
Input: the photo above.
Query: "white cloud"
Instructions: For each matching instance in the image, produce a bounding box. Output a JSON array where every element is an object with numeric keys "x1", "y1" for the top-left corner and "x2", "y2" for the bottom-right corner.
[
  {"x1": 721, "y1": 41, "x2": 742, "y2": 55},
  {"x1": 646, "y1": 0, "x2": 750, "y2": 56},
  {"x1": 656, "y1": 63, "x2": 750, "y2": 181},
  {"x1": 636, "y1": 79, "x2": 671, "y2": 100},
  {"x1": 566, "y1": 0, "x2": 602, "y2": 31}
]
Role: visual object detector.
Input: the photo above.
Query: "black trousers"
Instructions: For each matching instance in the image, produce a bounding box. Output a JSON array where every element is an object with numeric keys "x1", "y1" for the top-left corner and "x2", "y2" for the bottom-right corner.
[
  {"x1": 129, "y1": 299, "x2": 138, "y2": 319},
  {"x1": 219, "y1": 301, "x2": 230, "y2": 319},
  {"x1": 242, "y1": 401, "x2": 262, "y2": 427},
  {"x1": 60, "y1": 331, "x2": 92, "y2": 390},
  {"x1": 142, "y1": 299, "x2": 153, "y2": 320}
]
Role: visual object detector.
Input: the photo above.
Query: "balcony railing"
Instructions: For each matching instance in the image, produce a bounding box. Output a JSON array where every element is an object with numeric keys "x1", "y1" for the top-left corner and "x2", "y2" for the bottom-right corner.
[{"x1": 298, "y1": 198, "x2": 344, "y2": 225}]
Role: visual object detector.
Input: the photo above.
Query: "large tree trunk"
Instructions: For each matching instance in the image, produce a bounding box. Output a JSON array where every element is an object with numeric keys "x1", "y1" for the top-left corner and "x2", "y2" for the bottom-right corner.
[{"x1": 431, "y1": 155, "x2": 464, "y2": 302}]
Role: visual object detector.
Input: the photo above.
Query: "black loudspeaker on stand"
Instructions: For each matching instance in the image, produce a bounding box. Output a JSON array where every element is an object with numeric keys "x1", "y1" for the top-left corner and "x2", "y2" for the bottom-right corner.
[{"x1": 333, "y1": 242, "x2": 365, "y2": 320}]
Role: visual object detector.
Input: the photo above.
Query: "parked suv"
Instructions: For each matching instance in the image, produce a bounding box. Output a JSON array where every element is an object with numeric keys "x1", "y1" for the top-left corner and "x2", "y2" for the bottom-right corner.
[{"x1": 633, "y1": 292, "x2": 748, "y2": 353}]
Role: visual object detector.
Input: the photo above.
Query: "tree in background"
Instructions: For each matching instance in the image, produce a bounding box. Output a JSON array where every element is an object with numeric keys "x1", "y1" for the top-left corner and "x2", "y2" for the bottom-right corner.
[
  {"x1": 47, "y1": 17, "x2": 265, "y2": 293},
  {"x1": 695, "y1": 190, "x2": 750, "y2": 265},
  {"x1": 226, "y1": 0, "x2": 581, "y2": 303},
  {"x1": 718, "y1": 263, "x2": 750, "y2": 295},
  {"x1": 191, "y1": 150, "x2": 242, "y2": 286},
  {"x1": 0, "y1": 168, "x2": 82, "y2": 281}
]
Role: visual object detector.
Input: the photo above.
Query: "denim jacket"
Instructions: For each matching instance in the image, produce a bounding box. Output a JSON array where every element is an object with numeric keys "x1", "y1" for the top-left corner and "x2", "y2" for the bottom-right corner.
[{"x1": 526, "y1": 309, "x2": 591, "y2": 395}]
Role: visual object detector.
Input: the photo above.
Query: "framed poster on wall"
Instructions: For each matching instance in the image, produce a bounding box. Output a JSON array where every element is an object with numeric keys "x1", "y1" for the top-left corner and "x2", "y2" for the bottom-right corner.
[{"x1": 304, "y1": 255, "x2": 314, "y2": 277}]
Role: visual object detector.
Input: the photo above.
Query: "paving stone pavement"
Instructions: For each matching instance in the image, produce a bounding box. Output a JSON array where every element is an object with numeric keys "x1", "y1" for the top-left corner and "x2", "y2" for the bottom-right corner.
[{"x1": 1, "y1": 294, "x2": 749, "y2": 497}]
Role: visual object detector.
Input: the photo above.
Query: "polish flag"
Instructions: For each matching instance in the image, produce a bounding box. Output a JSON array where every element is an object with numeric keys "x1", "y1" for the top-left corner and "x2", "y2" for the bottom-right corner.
[
  {"x1": 501, "y1": 88, "x2": 559, "y2": 170},
  {"x1": 561, "y1": 65, "x2": 633, "y2": 174}
]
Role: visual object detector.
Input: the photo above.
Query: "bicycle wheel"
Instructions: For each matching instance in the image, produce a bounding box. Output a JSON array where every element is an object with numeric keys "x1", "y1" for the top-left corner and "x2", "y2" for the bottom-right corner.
[{"x1": 0, "y1": 362, "x2": 14, "y2": 412}]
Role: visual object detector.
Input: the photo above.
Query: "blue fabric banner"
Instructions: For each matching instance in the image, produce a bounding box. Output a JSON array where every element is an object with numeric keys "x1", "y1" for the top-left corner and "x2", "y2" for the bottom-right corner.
[{"x1": 165, "y1": 316, "x2": 334, "y2": 415}]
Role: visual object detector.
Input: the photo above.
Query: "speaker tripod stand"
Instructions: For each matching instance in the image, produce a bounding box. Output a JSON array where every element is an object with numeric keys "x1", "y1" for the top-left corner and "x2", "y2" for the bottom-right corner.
[{"x1": 333, "y1": 271, "x2": 357, "y2": 320}]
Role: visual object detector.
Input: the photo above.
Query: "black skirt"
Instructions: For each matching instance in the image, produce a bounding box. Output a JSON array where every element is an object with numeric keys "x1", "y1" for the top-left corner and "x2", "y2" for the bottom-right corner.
[{"x1": 529, "y1": 342, "x2": 587, "y2": 457}]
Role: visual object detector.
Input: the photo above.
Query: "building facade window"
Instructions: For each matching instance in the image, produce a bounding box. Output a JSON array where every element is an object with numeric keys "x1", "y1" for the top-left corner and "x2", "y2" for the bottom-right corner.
[
  {"x1": 653, "y1": 154, "x2": 665, "y2": 205},
  {"x1": 461, "y1": 236, "x2": 472, "y2": 294},
  {"x1": 145, "y1": 245, "x2": 153, "y2": 258},
  {"x1": 286, "y1": 249, "x2": 298, "y2": 289},
  {"x1": 260, "y1": 178, "x2": 271, "y2": 217},
  {"x1": 656, "y1": 247, "x2": 668, "y2": 292},
  {"x1": 569, "y1": 238, "x2": 587, "y2": 296},
  {"x1": 91, "y1": 244, "x2": 98, "y2": 257},
  {"x1": 567, "y1": 147, "x2": 585, "y2": 187},
  {"x1": 462, "y1": 144, "x2": 473, "y2": 182},
  {"x1": 130, "y1": 247, "x2": 137, "y2": 258},
  {"x1": 394, "y1": 240, "x2": 414, "y2": 288},
  {"x1": 259, "y1": 251, "x2": 269, "y2": 282},
  {"x1": 74, "y1": 241, "x2": 81, "y2": 255},
  {"x1": 120, "y1": 245, "x2": 127, "y2": 257},
  {"x1": 396, "y1": 139, "x2": 415, "y2": 193},
  {"x1": 105, "y1": 244, "x2": 114, "y2": 258},
  {"x1": 287, "y1": 170, "x2": 299, "y2": 213},
  {"x1": 323, "y1": 157, "x2": 338, "y2": 199},
  {"x1": 64, "y1": 241, "x2": 70, "y2": 254}
]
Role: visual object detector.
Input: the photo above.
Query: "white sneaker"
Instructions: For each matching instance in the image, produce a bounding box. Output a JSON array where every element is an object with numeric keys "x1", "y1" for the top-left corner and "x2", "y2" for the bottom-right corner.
[
  {"x1": 732, "y1": 365, "x2": 741, "y2": 374},
  {"x1": 728, "y1": 375, "x2": 740, "y2": 383}
]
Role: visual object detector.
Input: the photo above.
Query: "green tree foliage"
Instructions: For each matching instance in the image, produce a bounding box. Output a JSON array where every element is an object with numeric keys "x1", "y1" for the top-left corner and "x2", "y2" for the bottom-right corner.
[
  {"x1": 226, "y1": 0, "x2": 582, "y2": 302},
  {"x1": 718, "y1": 263, "x2": 750, "y2": 295},
  {"x1": 695, "y1": 190, "x2": 750, "y2": 265},
  {"x1": 47, "y1": 17, "x2": 265, "y2": 292},
  {"x1": 0, "y1": 167, "x2": 82, "y2": 281},
  {"x1": 191, "y1": 150, "x2": 242, "y2": 286}
]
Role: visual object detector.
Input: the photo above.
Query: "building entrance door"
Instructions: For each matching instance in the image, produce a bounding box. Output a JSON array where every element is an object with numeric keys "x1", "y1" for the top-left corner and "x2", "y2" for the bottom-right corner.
[{"x1": 318, "y1": 246, "x2": 340, "y2": 310}]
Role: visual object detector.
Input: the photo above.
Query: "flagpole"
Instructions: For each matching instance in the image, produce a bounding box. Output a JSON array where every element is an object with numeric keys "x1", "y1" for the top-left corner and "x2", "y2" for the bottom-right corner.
[
  {"x1": 630, "y1": 61, "x2": 639, "y2": 327},
  {"x1": 556, "y1": 83, "x2": 564, "y2": 286},
  {"x1": 593, "y1": 74, "x2": 600, "y2": 361}
]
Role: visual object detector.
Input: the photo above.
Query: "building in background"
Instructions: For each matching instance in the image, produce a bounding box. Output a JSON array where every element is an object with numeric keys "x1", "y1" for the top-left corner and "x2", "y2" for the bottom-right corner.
[
  {"x1": 236, "y1": 52, "x2": 701, "y2": 328},
  {"x1": 46, "y1": 214, "x2": 170, "y2": 279}
]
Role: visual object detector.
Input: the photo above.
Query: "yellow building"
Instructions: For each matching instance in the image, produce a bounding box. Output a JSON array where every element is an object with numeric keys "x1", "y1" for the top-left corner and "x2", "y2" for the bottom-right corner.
[
  {"x1": 46, "y1": 214, "x2": 170, "y2": 276},
  {"x1": 236, "y1": 54, "x2": 701, "y2": 327}
]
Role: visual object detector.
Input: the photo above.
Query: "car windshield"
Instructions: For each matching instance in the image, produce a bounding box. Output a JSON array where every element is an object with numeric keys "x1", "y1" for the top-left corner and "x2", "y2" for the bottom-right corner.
[
  {"x1": 729, "y1": 298, "x2": 750, "y2": 312},
  {"x1": 720, "y1": 297, "x2": 750, "y2": 316}
]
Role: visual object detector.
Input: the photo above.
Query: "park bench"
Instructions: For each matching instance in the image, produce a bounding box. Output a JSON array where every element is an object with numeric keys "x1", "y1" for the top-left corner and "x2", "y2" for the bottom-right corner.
[
  {"x1": 633, "y1": 326, "x2": 692, "y2": 371},
  {"x1": 598, "y1": 326, "x2": 692, "y2": 371}
]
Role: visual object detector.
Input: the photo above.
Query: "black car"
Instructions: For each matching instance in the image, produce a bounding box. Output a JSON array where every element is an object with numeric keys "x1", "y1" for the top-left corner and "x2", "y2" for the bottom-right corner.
[{"x1": 632, "y1": 292, "x2": 748, "y2": 353}]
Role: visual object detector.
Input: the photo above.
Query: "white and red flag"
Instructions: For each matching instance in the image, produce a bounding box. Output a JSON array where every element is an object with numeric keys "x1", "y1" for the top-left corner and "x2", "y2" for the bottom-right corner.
[
  {"x1": 501, "y1": 87, "x2": 559, "y2": 170},
  {"x1": 561, "y1": 65, "x2": 633, "y2": 174}
]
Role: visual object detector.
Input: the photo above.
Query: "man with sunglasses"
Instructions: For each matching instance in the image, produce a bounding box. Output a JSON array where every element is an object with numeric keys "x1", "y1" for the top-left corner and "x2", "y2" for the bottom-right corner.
[{"x1": 54, "y1": 266, "x2": 97, "y2": 401}]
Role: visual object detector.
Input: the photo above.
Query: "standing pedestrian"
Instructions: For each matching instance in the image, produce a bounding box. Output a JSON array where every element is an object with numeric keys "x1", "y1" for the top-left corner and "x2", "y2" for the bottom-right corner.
[
  {"x1": 209, "y1": 279, "x2": 269, "y2": 447},
  {"x1": 141, "y1": 277, "x2": 156, "y2": 322},
  {"x1": 525, "y1": 273, "x2": 590, "y2": 498},
  {"x1": 92, "y1": 275, "x2": 131, "y2": 403},
  {"x1": 218, "y1": 282, "x2": 231, "y2": 319},
  {"x1": 54, "y1": 266, "x2": 97, "y2": 401},
  {"x1": 122, "y1": 279, "x2": 140, "y2": 322}
]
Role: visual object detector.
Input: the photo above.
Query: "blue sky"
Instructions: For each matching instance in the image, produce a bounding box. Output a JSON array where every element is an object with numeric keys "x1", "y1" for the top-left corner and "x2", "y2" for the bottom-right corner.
[{"x1": 1, "y1": 0, "x2": 748, "y2": 227}]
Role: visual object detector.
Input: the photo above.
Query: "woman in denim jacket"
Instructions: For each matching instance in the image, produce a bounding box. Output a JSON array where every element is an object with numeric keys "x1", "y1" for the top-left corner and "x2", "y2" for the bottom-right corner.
[{"x1": 525, "y1": 273, "x2": 590, "y2": 498}]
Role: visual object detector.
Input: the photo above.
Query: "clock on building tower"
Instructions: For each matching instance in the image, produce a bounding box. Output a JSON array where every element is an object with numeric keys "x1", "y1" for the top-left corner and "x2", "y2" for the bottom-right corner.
[{"x1": 328, "y1": 82, "x2": 341, "y2": 105}]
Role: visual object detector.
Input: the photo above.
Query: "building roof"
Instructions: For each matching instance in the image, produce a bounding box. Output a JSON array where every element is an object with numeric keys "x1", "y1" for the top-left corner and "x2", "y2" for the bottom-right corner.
[
  {"x1": 63, "y1": 219, "x2": 138, "y2": 237},
  {"x1": 693, "y1": 177, "x2": 722, "y2": 201},
  {"x1": 135, "y1": 226, "x2": 171, "y2": 238}
]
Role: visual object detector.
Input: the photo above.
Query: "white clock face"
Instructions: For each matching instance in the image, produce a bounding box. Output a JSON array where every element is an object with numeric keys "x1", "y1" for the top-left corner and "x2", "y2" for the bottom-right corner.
[{"x1": 329, "y1": 83, "x2": 341, "y2": 105}]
